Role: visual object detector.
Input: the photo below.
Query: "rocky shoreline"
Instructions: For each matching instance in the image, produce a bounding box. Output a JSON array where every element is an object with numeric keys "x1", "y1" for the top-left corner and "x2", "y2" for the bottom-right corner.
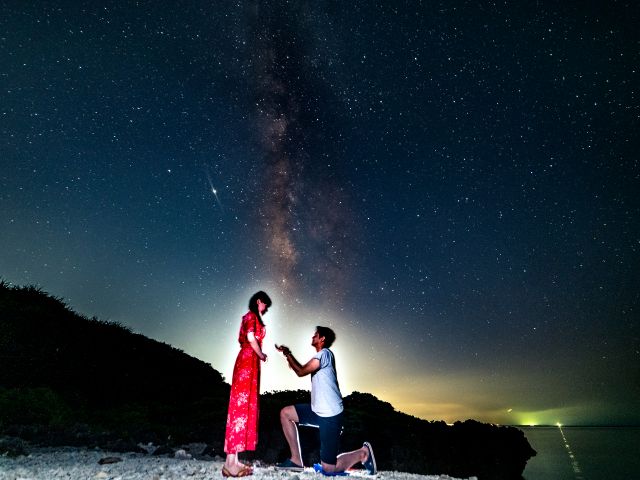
[{"x1": 0, "y1": 446, "x2": 474, "y2": 480}]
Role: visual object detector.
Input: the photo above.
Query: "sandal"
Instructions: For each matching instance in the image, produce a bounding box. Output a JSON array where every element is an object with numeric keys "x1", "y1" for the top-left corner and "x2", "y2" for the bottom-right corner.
[
  {"x1": 275, "y1": 458, "x2": 304, "y2": 472},
  {"x1": 222, "y1": 465, "x2": 253, "y2": 477}
]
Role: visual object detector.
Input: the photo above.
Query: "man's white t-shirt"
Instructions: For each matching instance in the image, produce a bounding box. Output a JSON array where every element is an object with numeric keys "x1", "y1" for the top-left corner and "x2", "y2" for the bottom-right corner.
[{"x1": 311, "y1": 348, "x2": 344, "y2": 417}]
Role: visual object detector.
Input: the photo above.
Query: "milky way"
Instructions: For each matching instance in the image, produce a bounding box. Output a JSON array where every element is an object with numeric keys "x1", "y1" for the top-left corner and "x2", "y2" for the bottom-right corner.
[{"x1": 246, "y1": 2, "x2": 354, "y2": 300}]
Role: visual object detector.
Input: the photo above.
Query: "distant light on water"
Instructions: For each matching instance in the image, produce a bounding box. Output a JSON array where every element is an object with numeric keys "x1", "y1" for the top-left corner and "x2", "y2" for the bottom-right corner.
[{"x1": 557, "y1": 423, "x2": 584, "y2": 480}]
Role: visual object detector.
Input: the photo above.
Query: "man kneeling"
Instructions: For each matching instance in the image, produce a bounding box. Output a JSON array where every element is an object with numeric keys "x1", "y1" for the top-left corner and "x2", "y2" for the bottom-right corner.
[{"x1": 275, "y1": 326, "x2": 377, "y2": 475}]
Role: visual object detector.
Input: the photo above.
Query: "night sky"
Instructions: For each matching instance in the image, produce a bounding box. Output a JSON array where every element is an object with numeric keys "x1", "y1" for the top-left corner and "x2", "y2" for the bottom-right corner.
[{"x1": 2, "y1": 1, "x2": 638, "y2": 426}]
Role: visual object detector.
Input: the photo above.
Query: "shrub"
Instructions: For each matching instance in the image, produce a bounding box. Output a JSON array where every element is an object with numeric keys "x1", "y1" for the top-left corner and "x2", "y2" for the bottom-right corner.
[{"x1": 0, "y1": 387, "x2": 72, "y2": 427}]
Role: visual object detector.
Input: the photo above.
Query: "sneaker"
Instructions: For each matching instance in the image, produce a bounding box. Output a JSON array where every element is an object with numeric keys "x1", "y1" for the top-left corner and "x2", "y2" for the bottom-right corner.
[
  {"x1": 275, "y1": 459, "x2": 304, "y2": 472},
  {"x1": 362, "y1": 442, "x2": 377, "y2": 475},
  {"x1": 313, "y1": 464, "x2": 349, "y2": 476}
]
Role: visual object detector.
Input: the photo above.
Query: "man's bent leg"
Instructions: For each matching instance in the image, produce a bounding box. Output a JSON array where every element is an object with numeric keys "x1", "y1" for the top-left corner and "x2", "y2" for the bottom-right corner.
[
  {"x1": 280, "y1": 405, "x2": 303, "y2": 466},
  {"x1": 317, "y1": 412, "x2": 350, "y2": 473}
]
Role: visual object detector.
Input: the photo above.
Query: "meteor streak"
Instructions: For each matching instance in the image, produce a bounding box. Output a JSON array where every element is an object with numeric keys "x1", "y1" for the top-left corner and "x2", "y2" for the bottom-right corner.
[{"x1": 204, "y1": 168, "x2": 224, "y2": 212}]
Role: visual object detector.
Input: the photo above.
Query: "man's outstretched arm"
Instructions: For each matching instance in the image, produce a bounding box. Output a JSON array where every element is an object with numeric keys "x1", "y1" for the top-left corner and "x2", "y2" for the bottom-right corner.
[{"x1": 276, "y1": 344, "x2": 320, "y2": 377}]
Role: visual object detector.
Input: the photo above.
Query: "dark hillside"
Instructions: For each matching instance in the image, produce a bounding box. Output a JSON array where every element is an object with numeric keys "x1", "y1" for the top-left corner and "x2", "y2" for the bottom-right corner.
[
  {"x1": 0, "y1": 282, "x2": 535, "y2": 479},
  {"x1": 0, "y1": 282, "x2": 229, "y2": 446}
]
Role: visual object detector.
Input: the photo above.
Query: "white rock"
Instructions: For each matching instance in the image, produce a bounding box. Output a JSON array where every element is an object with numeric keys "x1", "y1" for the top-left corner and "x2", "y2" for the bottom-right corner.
[{"x1": 174, "y1": 449, "x2": 192, "y2": 460}]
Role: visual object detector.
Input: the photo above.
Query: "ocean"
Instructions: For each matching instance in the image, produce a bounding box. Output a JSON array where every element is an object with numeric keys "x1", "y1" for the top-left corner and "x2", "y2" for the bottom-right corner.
[{"x1": 520, "y1": 426, "x2": 640, "y2": 480}]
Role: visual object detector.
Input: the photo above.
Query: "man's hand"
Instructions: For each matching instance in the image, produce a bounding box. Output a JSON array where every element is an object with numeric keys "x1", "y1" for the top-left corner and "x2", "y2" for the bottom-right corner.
[{"x1": 275, "y1": 344, "x2": 291, "y2": 356}]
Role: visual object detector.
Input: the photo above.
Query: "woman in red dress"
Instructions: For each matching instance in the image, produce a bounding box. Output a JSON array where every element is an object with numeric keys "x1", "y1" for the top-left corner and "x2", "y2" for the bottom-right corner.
[{"x1": 222, "y1": 291, "x2": 272, "y2": 477}]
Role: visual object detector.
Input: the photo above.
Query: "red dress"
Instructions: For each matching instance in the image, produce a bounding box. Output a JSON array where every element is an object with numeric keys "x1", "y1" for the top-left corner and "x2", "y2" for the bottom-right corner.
[{"x1": 224, "y1": 311, "x2": 265, "y2": 454}]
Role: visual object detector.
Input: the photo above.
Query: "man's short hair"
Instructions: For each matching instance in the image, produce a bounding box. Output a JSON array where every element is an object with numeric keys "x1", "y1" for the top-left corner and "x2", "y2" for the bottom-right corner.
[{"x1": 316, "y1": 326, "x2": 336, "y2": 348}]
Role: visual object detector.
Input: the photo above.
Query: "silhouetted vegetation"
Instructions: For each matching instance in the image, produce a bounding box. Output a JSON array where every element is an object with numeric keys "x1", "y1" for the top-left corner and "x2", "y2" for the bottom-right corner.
[
  {"x1": 0, "y1": 281, "x2": 229, "y2": 450},
  {"x1": 0, "y1": 281, "x2": 535, "y2": 478}
]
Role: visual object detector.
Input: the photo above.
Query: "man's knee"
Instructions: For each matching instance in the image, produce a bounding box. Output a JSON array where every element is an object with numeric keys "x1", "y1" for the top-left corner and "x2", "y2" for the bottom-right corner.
[{"x1": 280, "y1": 405, "x2": 298, "y2": 423}]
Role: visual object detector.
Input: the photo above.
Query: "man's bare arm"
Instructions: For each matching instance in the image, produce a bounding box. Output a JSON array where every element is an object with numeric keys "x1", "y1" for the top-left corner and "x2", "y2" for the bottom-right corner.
[{"x1": 276, "y1": 344, "x2": 320, "y2": 377}]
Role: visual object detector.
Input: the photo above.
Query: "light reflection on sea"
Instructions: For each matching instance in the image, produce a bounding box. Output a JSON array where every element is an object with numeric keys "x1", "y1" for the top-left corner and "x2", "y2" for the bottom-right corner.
[{"x1": 521, "y1": 426, "x2": 640, "y2": 480}]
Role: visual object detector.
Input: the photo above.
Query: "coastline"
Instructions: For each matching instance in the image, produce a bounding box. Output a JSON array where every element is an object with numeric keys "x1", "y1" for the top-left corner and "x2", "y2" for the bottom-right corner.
[{"x1": 0, "y1": 447, "x2": 474, "y2": 480}]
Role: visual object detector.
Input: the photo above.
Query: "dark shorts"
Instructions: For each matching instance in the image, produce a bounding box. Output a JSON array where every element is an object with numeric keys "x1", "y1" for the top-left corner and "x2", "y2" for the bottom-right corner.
[{"x1": 294, "y1": 404, "x2": 343, "y2": 465}]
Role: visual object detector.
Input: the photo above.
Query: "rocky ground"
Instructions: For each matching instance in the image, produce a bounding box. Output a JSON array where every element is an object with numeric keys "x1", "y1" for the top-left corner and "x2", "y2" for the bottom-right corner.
[{"x1": 0, "y1": 447, "x2": 474, "y2": 480}]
